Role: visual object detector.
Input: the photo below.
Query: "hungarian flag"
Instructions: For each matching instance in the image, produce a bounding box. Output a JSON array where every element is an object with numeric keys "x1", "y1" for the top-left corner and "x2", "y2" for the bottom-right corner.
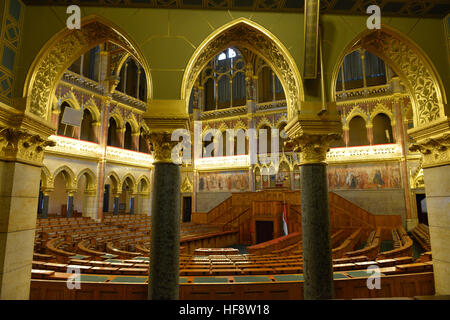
[{"x1": 282, "y1": 203, "x2": 288, "y2": 236}]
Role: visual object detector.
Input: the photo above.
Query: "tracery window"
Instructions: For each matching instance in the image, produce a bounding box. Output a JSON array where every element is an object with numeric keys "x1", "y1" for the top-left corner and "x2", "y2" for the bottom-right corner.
[{"x1": 202, "y1": 48, "x2": 246, "y2": 111}]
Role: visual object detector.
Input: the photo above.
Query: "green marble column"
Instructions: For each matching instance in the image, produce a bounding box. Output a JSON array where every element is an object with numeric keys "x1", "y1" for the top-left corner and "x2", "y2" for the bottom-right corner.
[
  {"x1": 300, "y1": 163, "x2": 334, "y2": 299},
  {"x1": 148, "y1": 163, "x2": 180, "y2": 300}
]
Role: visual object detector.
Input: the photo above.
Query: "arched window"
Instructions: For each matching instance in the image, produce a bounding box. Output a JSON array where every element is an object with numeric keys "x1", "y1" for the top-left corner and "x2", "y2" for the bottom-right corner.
[
  {"x1": 343, "y1": 50, "x2": 364, "y2": 90},
  {"x1": 349, "y1": 116, "x2": 369, "y2": 147},
  {"x1": 68, "y1": 45, "x2": 100, "y2": 82},
  {"x1": 80, "y1": 109, "x2": 95, "y2": 142},
  {"x1": 336, "y1": 50, "x2": 387, "y2": 91},
  {"x1": 57, "y1": 102, "x2": 75, "y2": 138},
  {"x1": 201, "y1": 47, "x2": 246, "y2": 111},
  {"x1": 372, "y1": 113, "x2": 394, "y2": 145},
  {"x1": 364, "y1": 51, "x2": 387, "y2": 86},
  {"x1": 107, "y1": 118, "x2": 119, "y2": 147},
  {"x1": 124, "y1": 122, "x2": 133, "y2": 150},
  {"x1": 258, "y1": 66, "x2": 273, "y2": 103},
  {"x1": 117, "y1": 58, "x2": 147, "y2": 102}
]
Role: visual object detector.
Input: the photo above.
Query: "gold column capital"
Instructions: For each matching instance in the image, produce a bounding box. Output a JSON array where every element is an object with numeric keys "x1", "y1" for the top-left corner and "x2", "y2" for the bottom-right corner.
[
  {"x1": 409, "y1": 117, "x2": 450, "y2": 168},
  {"x1": 143, "y1": 100, "x2": 190, "y2": 164},
  {"x1": 285, "y1": 101, "x2": 343, "y2": 165},
  {"x1": 146, "y1": 131, "x2": 180, "y2": 164},
  {"x1": 0, "y1": 126, "x2": 56, "y2": 166}
]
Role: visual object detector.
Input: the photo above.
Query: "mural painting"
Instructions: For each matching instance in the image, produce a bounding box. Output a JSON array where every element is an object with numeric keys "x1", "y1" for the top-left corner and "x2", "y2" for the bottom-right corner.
[
  {"x1": 327, "y1": 162, "x2": 401, "y2": 190},
  {"x1": 199, "y1": 171, "x2": 249, "y2": 192}
]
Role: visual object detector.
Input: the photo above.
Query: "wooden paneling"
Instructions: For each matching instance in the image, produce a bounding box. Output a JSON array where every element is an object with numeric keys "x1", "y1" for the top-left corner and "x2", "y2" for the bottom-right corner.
[{"x1": 30, "y1": 272, "x2": 435, "y2": 300}]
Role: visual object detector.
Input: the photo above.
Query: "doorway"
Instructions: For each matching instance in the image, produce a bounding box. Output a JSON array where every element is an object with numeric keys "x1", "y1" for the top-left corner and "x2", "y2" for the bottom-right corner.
[
  {"x1": 416, "y1": 194, "x2": 428, "y2": 226},
  {"x1": 182, "y1": 196, "x2": 192, "y2": 222},
  {"x1": 255, "y1": 220, "x2": 274, "y2": 244}
]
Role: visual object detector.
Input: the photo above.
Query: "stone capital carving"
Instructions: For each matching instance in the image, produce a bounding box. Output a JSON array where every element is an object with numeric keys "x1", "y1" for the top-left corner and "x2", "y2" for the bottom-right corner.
[
  {"x1": 0, "y1": 127, "x2": 56, "y2": 166},
  {"x1": 410, "y1": 134, "x2": 450, "y2": 168},
  {"x1": 146, "y1": 131, "x2": 179, "y2": 164},
  {"x1": 285, "y1": 101, "x2": 343, "y2": 165},
  {"x1": 287, "y1": 134, "x2": 340, "y2": 165}
]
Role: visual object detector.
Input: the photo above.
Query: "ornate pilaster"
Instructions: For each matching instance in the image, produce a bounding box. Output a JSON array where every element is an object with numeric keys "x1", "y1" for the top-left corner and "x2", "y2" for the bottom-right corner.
[
  {"x1": 410, "y1": 133, "x2": 450, "y2": 169},
  {"x1": 408, "y1": 117, "x2": 450, "y2": 295}
]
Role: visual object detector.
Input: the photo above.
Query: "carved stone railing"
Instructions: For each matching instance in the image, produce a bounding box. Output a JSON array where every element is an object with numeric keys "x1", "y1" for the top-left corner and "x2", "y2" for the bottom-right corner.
[
  {"x1": 336, "y1": 83, "x2": 394, "y2": 102},
  {"x1": 194, "y1": 155, "x2": 250, "y2": 170},
  {"x1": 255, "y1": 99, "x2": 287, "y2": 112},
  {"x1": 62, "y1": 71, "x2": 105, "y2": 95},
  {"x1": 45, "y1": 135, "x2": 153, "y2": 166},
  {"x1": 326, "y1": 144, "x2": 402, "y2": 163},
  {"x1": 112, "y1": 90, "x2": 147, "y2": 111},
  {"x1": 199, "y1": 106, "x2": 247, "y2": 120}
]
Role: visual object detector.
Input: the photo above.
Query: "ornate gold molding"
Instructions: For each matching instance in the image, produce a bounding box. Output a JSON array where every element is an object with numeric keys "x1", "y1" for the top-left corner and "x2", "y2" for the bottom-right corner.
[
  {"x1": 410, "y1": 133, "x2": 450, "y2": 168},
  {"x1": 180, "y1": 176, "x2": 193, "y2": 193},
  {"x1": 360, "y1": 29, "x2": 446, "y2": 127},
  {"x1": 285, "y1": 102, "x2": 342, "y2": 165},
  {"x1": 0, "y1": 127, "x2": 56, "y2": 166},
  {"x1": 24, "y1": 17, "x2": 151, "y2": 124},
  {"x1": 182, "y1": 18, "x2": 303, "y2": 119},
  {"x1": 146, "y1": 131, "x2": 179, "y2": 164}
]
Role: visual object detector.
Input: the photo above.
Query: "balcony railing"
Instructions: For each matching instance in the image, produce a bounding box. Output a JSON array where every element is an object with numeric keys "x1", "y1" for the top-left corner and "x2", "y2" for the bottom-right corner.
[{"x1": 45, "y1": 135, "x2": 154, "y2": 166}]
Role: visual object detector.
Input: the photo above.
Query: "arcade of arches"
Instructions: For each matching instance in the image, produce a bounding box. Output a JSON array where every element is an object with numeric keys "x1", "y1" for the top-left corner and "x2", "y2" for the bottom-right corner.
[{"x1": 0, "y1": 1, "x2": 449, "y2": 300}]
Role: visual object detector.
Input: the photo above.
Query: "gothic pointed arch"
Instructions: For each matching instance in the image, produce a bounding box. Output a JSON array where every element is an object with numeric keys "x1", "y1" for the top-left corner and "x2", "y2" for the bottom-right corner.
[
  {"x1": 182, "y1": 18, "x2": 303, "y2": 119},
  {"x1": 53, "y1": 165, "x2": 77, "y2": 190},
  {"x1": 23, "y1": 15, "x2": 152, "y2": 125},
  {"x1": 76, "y1": 168, "x2": 97, "y2": 191},
  {"x1": 331, "y1": 25, "x2": 447, "y2": 128}
]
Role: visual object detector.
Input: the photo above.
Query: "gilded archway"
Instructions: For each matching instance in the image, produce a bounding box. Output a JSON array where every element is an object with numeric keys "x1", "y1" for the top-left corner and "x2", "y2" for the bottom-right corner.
[
  {"x1": 182, "y1": 18, "x2": 303, "y2": 119},
  {"x1": 331, "y1": 26, "x2": 447, "y2": 128},
  {"x1": 23, "y1": 16, "x2": 152, "y2": 125}
]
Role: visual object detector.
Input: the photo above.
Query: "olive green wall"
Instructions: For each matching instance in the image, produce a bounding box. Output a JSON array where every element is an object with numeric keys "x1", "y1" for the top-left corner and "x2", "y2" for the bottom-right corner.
[{"x1": 15, "y1": 6, "x2": 450, "y2": 111}]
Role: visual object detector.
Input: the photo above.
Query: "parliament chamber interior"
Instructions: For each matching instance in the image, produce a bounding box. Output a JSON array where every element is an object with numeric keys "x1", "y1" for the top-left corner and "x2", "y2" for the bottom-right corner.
[{"x1": 0, "y1": 0, "x2": 449, "y2": 301}]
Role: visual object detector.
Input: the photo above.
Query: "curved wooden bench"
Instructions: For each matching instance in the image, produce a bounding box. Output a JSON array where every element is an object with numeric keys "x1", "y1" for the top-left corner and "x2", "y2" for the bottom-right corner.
[
  {"x1": 332, "y1": 228, "x2": 363, "y2": 259},
  {"x1": 377, "y1": 226, "x2": 413, "y2": 260},
  {"x1": 247, "y1": 232, "x2": 301, "y2": 255},
  {"x1": 45, "y1": 237, "x2": 78, "y2": 263},
  {"x1": 77, "y1": 240, "x2": 118, "y2": 260},
  {"x1": 106, "y1": 242, "x2": 143, "y2": 259},
  {"x1": 344, "y1": 227, "x2": 381, "y2": 260}
]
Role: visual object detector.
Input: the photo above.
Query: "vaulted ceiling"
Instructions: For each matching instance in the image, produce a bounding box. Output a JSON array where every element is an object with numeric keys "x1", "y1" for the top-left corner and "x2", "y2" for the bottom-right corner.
[{"x1": 21, "y1": 0, "x2": 450, "y2": 19}]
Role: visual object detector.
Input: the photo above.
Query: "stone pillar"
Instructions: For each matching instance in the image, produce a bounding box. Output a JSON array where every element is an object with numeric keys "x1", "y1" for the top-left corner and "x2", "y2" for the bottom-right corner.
[
  {"x1": 66, "y1": 190, "x2": 76, "y2": 218},
  {"x1": 132, "y1": 132, "x2": 140, "y2": 152},
  {"x1": 116, "y1": 128, "x2": 125, "y2": 149},
  {"x1": 366, "y1": 123, "x2": 374, "y2": 146},
  {"x1": 41, "y1": 188, "x2": 53, "y2": 219},
  {"x1": 137, "y1": 192, "x2": 150, "y2": 215},
  {"x1": 285, "y1": 102, "x2": 342, "y2": 300},
  {"x1": 146, "y1": 131, "x2": 181, "y2": 300},
  {"x1": 92, "y1": 121, "x2": 102, "y2": 144},
  {"x1": 343, "y1": 126, "x2": 349, "y2": 147},
  {"x1": 299, "y1": 137, "x2": 334, "y2": 300},
  {"x1": 0, "y1": 126, "x2": 55, "y2": 299},
  {"x1": 83, "y1": 190, "x2": 97, "y2": 219},
  {"x1": 130, "y1": 195, "x2": 135, "y2": 214},
  {"x1": 410, "y1": 120, "x2": 450, "y2": 295},
  {"x1": 394, "y1": 97, "x2": 414, "y2": 230},
  {"x1": 113, "y1": 194, "x2": 120, "y2": 215}
]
